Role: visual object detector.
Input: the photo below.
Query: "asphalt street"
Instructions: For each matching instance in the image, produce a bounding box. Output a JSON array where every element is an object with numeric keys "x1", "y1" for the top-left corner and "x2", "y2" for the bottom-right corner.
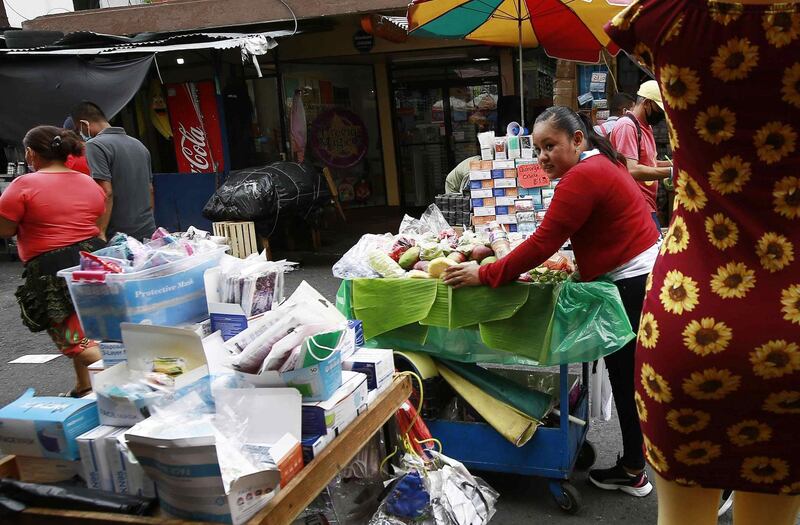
[{"x1": 0, "y1": 256, "x2": 739, "y2": 524}]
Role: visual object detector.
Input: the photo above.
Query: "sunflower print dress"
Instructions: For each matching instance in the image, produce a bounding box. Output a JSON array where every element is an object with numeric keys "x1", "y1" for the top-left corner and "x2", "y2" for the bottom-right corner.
[{"x1": 606, "y1": 0, "x2": 800, "y2": 494}]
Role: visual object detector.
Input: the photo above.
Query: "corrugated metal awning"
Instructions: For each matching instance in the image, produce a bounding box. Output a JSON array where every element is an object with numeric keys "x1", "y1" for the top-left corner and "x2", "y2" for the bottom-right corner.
[{"x1": 0, "y1": 29, "x2": 294, "y2": 55}]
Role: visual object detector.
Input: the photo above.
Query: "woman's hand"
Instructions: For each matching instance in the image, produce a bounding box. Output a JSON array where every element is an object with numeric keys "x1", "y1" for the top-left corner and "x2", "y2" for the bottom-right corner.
[{"x1": 442, "y1": 262, "x2": 482, "y2": 289}]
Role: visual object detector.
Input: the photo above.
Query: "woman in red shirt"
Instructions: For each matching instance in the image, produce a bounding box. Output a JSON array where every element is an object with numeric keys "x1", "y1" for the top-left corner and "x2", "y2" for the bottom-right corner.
[
  {"x1": 444, "y1": 106, "x2": 660, "y2": 496},
  {"x1": 0, "y1": 126, "x2": 106, "y2": 397}
]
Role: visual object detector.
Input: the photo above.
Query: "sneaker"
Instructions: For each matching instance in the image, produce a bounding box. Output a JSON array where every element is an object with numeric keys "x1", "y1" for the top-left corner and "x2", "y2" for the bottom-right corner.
[
  {"x1": 588, "y1": 459, "x2": 653, "y2": 497},
  {"x1": 718, "y1": 490, "x2": 733, "y2": 516}
]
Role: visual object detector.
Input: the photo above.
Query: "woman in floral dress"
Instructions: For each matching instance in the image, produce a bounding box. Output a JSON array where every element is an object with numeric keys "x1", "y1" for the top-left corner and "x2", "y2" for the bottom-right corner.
[{"x1": 606, "y1": 0, "x2": 800, "y2": 523}]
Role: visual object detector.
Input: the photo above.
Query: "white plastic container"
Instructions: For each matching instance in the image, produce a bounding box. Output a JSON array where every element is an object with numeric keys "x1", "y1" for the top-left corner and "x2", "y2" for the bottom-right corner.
[{"x1": 58, "y1": 247, "x2": 227, "y2": 341}]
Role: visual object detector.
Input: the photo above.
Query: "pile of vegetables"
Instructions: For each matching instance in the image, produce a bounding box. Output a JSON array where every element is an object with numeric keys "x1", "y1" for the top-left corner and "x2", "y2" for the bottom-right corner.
[{"x1": 331, "y1": 204, "x2": 575, "y2": 282}]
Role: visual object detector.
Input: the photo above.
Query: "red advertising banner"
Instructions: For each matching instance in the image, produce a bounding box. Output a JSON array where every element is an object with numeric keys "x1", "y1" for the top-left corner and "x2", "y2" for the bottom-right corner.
[{"x1": 166, "y1": 81, "x2": 225, "y2": 173}]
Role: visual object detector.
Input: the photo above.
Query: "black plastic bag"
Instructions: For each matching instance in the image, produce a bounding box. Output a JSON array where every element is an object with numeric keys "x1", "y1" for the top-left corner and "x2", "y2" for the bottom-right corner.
[
  {"x1": 0, "y1": 479, "x2": 155, "y2": 516},
  {"x1": 202, "y1": 168, "x2": 275, "y2": 221},
  {"x1": 203, "y1": 162, "x2": 331, "y2": 237}
]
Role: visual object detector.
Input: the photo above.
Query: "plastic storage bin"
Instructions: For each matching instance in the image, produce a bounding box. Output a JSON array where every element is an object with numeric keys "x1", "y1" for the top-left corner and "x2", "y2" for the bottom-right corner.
[{"x1": 58, "y1": 247, "x2": 227, "y2": 341}]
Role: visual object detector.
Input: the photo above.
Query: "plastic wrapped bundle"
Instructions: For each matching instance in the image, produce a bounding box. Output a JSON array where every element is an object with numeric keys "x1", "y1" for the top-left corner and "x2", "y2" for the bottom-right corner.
[{"x1": 203, "y1": 162, "x2": 331, "y2": 237}]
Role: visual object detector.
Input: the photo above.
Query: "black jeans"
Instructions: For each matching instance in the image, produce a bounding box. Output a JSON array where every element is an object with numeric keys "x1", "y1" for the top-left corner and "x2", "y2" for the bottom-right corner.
[{"x1": 604, "y1": 273, "x2": 648, "y2": 471}]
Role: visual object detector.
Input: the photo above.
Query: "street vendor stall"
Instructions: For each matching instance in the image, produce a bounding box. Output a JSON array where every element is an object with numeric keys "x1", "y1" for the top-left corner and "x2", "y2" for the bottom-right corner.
[
  {"x1": 336, "y1": 277, "x2": 632, "y2": 514},
  {"x1": 0, "y1": 226, "x2": 499, "y2": 525}
]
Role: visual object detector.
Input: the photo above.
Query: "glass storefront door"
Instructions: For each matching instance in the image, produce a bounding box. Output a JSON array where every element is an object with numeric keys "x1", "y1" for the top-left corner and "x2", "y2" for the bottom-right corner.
[
  {"x1": 392, "y1": 59, "x2": 500, "y2": 207},
  {"x1": 448, "y1": 84, "x2": 499, "y2": 165},
  {"x1": 394, "y1": 86, "x2": 449, "y2": 207}
]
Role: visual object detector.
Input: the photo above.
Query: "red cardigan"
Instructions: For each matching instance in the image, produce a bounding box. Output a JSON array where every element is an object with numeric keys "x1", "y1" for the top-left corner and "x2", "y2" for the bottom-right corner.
[{"x1": 479, "y1": 154, "x2": 659, "y2": 287}]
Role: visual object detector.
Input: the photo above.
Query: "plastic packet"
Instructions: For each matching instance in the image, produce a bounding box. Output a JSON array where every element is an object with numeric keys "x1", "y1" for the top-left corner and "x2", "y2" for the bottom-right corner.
[
  {"x1": 419, "y1": 204, "x2": 451, "y2": 236},
  {"x1": 232, "y1": 306, "x2": 320, "y2": 373},
  {"x1": 332, "y1": 234, "x2": 394, "y2": 279},
  {"x1": 224, "y1": 309, "x2": 284, "y2": 354}
]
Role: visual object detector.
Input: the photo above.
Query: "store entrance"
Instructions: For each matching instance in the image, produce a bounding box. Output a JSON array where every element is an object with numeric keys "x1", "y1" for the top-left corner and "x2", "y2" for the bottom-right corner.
[{"x1": 391, "y1": 60, "x2": 500, "y2": 207}]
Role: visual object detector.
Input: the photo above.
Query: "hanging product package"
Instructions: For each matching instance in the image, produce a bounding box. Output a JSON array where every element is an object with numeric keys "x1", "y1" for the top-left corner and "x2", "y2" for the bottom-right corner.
[{"x1": 368, "y1": 452, "x2": 498, "y2": 525}]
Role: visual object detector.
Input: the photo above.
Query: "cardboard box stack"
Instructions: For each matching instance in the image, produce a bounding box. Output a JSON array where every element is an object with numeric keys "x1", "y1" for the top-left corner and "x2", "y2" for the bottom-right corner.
[{"x1": 469, "y1": 159, "x2": 520, "y2": 231}]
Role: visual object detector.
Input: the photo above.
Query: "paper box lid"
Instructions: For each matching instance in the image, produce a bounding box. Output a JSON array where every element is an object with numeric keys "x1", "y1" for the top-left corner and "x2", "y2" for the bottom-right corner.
[
  {"x1": 120, "y1": 323, "x2": 209, "y2": 373},
  {"x1": 303, "y1": 371, "x2": 367, "y2": 411},
  {"x1": 0, "y1": 389, "x2": 96, "y2": 423},
  {"x1": 215, "y1": 388, "x2": 302, "y2": 444}
]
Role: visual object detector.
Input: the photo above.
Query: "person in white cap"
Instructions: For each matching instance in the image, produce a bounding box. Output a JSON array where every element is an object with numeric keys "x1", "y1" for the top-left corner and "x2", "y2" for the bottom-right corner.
[{"x1": 609, "y1": 80, "x2": 673, "y2": 231}]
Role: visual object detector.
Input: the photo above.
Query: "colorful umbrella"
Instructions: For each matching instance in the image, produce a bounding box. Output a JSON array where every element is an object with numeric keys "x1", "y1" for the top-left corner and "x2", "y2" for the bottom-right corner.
[{"x1": 408, "y1": 0, "x2": 627, "y2": 125}]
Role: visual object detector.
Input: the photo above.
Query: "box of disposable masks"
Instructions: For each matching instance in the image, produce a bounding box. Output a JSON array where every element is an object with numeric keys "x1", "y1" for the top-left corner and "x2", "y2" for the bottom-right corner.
[{"x1": 0, "y1": 389, "x2": 99, "y2": 460}]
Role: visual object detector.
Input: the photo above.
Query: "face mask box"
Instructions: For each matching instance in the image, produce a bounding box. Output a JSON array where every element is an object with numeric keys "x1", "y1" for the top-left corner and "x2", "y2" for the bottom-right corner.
[
  {"x1": 77, "y1": 425, "x2": 122, "y2": 491},
  {"x1": 93, "y1": 324, "x2": 210, "y2": 427},
  {"x1": 126, "y1": 388, "x2": 300, "y2": 525},
  {"x1": 99, "y1": 342, "x2": 126, "y2": 367},
  {"x1": 0, "y1": 389, "x2": 99, "y2": 461},
  {"x1": 302, "y1": 371, "x2": 368, "y2": 436},
  {"x1": 343, "y1": 348, "x2": 394, "y2": 393},
  {"x1": 14, "y1": 456, "x2": 82, "y2": 484}
]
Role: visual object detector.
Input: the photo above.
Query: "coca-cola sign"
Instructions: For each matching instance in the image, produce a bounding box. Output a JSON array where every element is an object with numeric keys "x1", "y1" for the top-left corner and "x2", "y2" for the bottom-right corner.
[
  {"x1": 166, "y1": 81, "x2": 224, "y2": 174},
  {"x1": 177, "y1": 123, "x2": 210, "y2": 172}
]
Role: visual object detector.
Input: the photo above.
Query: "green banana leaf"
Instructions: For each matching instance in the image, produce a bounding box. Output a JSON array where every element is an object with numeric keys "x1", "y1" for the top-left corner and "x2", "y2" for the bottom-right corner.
[{"x1": 336, "y1": 278, "x2": 633, "y2": 366}]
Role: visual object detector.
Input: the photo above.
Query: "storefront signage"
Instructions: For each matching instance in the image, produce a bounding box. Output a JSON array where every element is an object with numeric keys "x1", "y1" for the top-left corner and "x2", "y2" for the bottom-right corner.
[
  {"x1": 166, "y1": 81, "x2": 225, "y2": 174},
  {"x1": 517, "y1": 163, "x2": 550, "y2": 188},
  {"x1": 353, "y1": 30, "x2": 375, "y2": 53},
  {"x1": 310, "y1": 109, "x2": 368, "y2": 169}
]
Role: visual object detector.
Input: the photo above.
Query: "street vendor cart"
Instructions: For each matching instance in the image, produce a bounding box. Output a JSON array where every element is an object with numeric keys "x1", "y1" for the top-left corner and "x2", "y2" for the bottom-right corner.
[{"x1": 338, "y1": 277, "x2": 633, "y2": 514}]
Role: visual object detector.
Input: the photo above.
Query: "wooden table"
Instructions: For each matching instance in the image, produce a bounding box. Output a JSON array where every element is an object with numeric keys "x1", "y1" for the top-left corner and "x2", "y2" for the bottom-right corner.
[{"x1": 0, "y1": 376, "x2": 412, "y2": 525}]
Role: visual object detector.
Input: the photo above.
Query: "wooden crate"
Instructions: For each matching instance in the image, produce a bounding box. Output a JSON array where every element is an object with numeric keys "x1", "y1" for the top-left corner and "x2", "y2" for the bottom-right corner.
[{"x1": 212, "y1": 221, "x2": 259, "y2": 259}]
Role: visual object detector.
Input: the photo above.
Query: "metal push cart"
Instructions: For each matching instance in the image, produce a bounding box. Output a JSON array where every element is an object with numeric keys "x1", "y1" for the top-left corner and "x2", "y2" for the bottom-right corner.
[{"x1": 425, "y1": 362, "x2": 596, "y2": 514}]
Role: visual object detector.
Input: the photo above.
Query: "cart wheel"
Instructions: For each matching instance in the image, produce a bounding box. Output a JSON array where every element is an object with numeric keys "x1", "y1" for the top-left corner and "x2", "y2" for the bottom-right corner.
[
  {"x1": 550, "y1": 481, "x2": 582, "y2": 514},
  {"x1": 575, "y1": 441, "x2": 597, "y2": 470}
]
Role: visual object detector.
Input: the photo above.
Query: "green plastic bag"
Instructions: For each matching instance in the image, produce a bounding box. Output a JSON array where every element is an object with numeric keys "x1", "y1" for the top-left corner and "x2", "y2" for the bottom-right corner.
[{"x1": 546, "y1": 280, "x2": 635, "y2": 365}]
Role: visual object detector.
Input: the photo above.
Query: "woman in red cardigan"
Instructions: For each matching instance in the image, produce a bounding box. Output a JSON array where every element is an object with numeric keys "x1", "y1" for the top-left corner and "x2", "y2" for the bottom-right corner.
[{"x1": 444, "y1": 106, "x2": 660, "y2": 497}]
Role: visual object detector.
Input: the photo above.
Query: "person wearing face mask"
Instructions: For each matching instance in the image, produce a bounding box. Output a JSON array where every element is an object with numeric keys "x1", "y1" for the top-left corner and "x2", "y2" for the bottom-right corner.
[
  {"x1": 71, "y1": 101, "x2": 156, "y2": 242},
  {"x1": 62, "y1": 116, "x2": 90, "y2": 176},
  {"x1": 443, "y1": 106, "x2": 660, "y2": 497},
  {"x1": 609, "y1": 80, "x2": 673, "y2": 231},
  {"x1": 0, "y1": 126, "x2": 105, "y2": 397}
]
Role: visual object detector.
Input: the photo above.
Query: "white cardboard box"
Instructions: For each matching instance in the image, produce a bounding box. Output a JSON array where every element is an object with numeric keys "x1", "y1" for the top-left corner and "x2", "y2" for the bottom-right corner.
[
  {"x1": 468, "y1": 170, "x2": 491, "y2": 181},
  {"x1": 301, "y1": 371, "x2": 368, "y2": 436},
  {"x1": 492, "y1": 160, "x2": 515, "y2": 170},
  {"x1": 77, "y1": 425, "x2": 123, "y2": 491},
  {"x1": 473, "y1": 206, "x2": 495, "y2": 217},
  {"x1": 495, "y1": 196, "x2": 517, "y2": 206},
  {"x1": 15, "y1": 456, "x2": 82, "y2": 484},
  {"x1": 106, "y1": 432, "x2": 156, "y2": 497},
  {"x1": 93, "y1": 324, "x2": 210, "y2": 427},
  {"x1": 343, "y1": 349, "x2": 394, "y2": 393},
  {"x1": 126, "y1": 388, "x2": 302, "y2": 525},
  {"x1": 493, "y1": 178, "x2": 517, "y2": 188},
  {"x1": 470, "y1": 189, "x2": 493, "y2": 199}
]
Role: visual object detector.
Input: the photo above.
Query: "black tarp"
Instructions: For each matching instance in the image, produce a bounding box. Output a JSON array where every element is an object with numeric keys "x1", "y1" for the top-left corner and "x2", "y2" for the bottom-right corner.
[
  {"x1": 203, "y1": 162, "x2": 331, "y2": 237},
  {"x1": 0, "y1": 55, "x2": 153, "y2": 144}
]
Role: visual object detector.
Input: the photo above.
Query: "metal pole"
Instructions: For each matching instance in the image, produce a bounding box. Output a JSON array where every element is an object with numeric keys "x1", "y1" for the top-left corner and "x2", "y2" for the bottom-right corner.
[{"x1": 517, "y1": 1, "x2": 525, "y2": 129}]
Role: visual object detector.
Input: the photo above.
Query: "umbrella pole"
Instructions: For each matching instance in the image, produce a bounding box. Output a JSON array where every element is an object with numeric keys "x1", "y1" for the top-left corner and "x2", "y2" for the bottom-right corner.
[{"x1": 517, "y1": 5, "x2": 525, "y2": 130}]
